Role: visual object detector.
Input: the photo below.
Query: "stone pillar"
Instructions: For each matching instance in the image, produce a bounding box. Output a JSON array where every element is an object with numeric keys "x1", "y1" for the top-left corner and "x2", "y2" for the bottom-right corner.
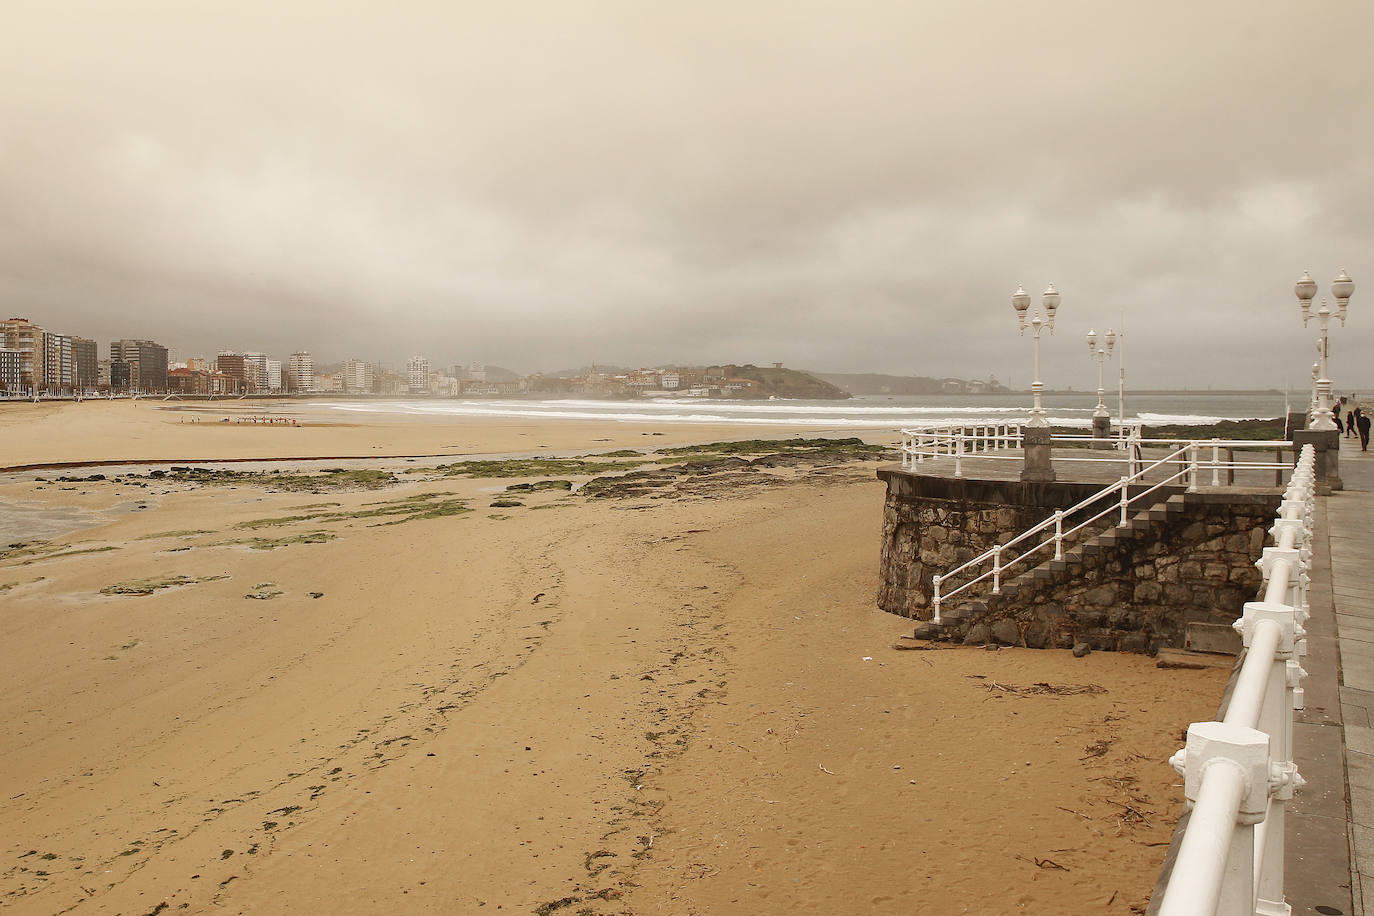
[
  {"x1": 1285, "y1": 411, "x2": 1308, "y2": 440},
  {"x1": 1291, "y1": 428, "x2": 1342, "y2": 492},
  {"x1": 1092, "y1": 415, "x2": 1112, "y2": 449},
  {"x1": 1020, "y1": 426, "x2": 1055, "y2": 481}
]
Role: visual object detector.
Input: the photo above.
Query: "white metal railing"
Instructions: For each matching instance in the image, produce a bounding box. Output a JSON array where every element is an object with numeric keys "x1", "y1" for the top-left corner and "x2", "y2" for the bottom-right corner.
[
  {"x1": 1154, "y1": 443, "x2": 1315, "y2": 916},
  {"x1": 928, "y1": 438, "x2": 1295, "y2": 624},
  {"x1": 930, "y1": 440, "x2": 1190, "y2": 622},
  {"x1": 900, "y1": 422, "x2": 1290, "y2": 484},
  {"x1": 900, "y1": 420, "x2": 1143, "y2": 472}
]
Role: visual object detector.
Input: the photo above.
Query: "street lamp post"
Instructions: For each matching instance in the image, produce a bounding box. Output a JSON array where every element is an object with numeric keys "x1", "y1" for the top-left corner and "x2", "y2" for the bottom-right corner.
[
  {"x1": 1292, "y1": 269, "x2": 1354, "y2": 492},
  {"x1": 1012, "y1": 284, "x2": 1060, "y2": 481},
  {"x1": 1295, "y1": 269, "x2": 1354, "y2": 430},
  {"x1": 1086, "y1": 327, "x2": 1116, "y2": 448}
]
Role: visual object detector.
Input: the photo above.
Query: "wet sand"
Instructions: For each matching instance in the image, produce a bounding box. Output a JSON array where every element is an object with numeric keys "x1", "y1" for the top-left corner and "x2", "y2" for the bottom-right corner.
[{"x1": 0, "y1": 407, "x2": 1226, "y2": 914}]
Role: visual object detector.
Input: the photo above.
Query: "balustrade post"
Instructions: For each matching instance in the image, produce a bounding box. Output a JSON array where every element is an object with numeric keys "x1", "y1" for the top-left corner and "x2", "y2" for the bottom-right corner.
[
  {"x1": 931, "y1": 574, "x2": 942, "y2": 625},
  {"x1": 1054, "y1": 510, "x2": 1064, "y2": 560},
  {"x1": 1212, "y1": 439, "x2": 1221, "y2": 487},
  {"x1": 992, "y1": 546, "x2": 1002, "y2": 595},
  {"x1": 954, "y1": 433, "x2": 964, "y2": 479},
  {"x1": 1188, "y1": 445, "x2": 1199, "y2": 493},
  {"x1": 1119, "y1": 477, "x2": 1130, "y2": 526},
  {"x1": 1232, "y1": 602, "x2": 1304, "y2": 916},
  {"x1": 1160, "y1": 722, "x2": 1271, "y2": 916}
]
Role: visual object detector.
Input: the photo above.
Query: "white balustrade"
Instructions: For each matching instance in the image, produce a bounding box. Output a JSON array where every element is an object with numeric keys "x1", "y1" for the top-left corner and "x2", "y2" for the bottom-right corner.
[{"x1": 1155, "y1": 443, "x2": 1316, "y2": 916}]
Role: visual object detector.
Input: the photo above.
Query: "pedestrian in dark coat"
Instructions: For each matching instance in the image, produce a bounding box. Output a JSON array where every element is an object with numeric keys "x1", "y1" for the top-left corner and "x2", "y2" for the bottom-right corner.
[
  {"x1": 1348, "y1": 410, "x2": 1357, "y2": 437},
  {"x1": 1358, "y1": 409, "x2": 1371, "y2": 451}
]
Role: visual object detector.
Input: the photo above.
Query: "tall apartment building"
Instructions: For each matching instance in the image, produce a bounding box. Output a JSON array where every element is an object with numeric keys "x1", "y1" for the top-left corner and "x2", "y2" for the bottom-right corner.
[
  {"x1": 72, "y1": 337, "x2": 97, "y2": 391},
  {"x1": 243, "y1": 352, "x2": 269, "y2": 394},
  {"x1": 267, "y1": 359, "x2": 282, "y2": 393},
  {"x1": 0, "y1": 348, "x2": 22, "y2": 394},
  {"x1": 1, "y1": 318, "x2": 45, "y2": 392},
  {"x1": 215, "y1": 353, "x2": 246, "y2": 394},
  {"x1": 42, "y1": 332, "x2": 74, "y2": 392},
  {"x1": 406, "y1": 356, "x2": 430, "y2": 394},
  {"x1": 342, "y1": 358, "x2": 374, "y2": 394},
  {"x1": 110, "y1": 361, "x2": 132, "y2": 390},
  {"x1": 287, "y1": 351, "x2": 314, "y2": 392},
  {"x1": 110, "y1": 339, "x2": 169, "y2": 392}
]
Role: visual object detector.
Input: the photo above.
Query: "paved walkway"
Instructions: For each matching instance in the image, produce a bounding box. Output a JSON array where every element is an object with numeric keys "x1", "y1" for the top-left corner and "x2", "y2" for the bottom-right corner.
[{"x1": 1292, "y1": 434, "x2": 1374, "y2": 915}]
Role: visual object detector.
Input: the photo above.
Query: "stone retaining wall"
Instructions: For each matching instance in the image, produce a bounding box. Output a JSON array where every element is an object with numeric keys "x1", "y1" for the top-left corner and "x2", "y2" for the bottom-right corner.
[
  {"x1": 877, "y1": 466, "x2": 1282, "y2": 652},
  {"x1": 876, "y1": 469, "x2": 1121, "y2": 618}
]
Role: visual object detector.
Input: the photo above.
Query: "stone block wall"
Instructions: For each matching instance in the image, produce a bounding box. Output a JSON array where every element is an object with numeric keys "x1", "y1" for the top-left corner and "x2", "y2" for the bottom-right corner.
[
  {"x1": 876, "y1": 468, "x2": 1125, "y2": 618},
  {"x1": 1011, "y1": 494, "x2": 1277, "y2": 652},
  {"x1": 877, "y1": 466, "x2": 1282, "y2": 653}
]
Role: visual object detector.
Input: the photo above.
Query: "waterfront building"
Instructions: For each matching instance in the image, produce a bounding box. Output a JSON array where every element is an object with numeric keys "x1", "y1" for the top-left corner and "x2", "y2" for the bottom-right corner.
[
  {"x1": 209, "y1": 371, "x2": 235, "y2": 396},
  {"x1": 72, "y1": 337, "x2": 97, "y2": 391},
  {"x1": 110, "y1": 360, "x2": 132, "y2": 391},
  {"x1": 1, "y1": 318, "x2": 45, "y2": 392},
  {"x1": 243, "y1": 352, "x2": 269, "y2": 394},
  {"x1": 407, "y1": 356, "x2": 430, "y2": 394},
  {"x1": 376, "y1": 368, "x2": 405, "y2": 395},
  {"x1": 167, "y1": 367, "x2": 212, "y2": 396},
  {"x1": 267, "y1": 358, "x2": 282, "y2": 393},
  {"x1": 342, "y1": 359, "x2": 374, "y2": 394},
  {"x1": 0, "y1": 348, "x2": 22, "y2": 394},
  {"x1": 287, "y1": 351, "x2": 314, "y2": 392},
  {"x1": 42, "y1": 332, "x2": 74, "y2": 392},
  {"x1": 215, "y1": 353, "x2": 247, "y2": 394},
  {"x1": 110, "y1": 339, "x2": 169, "y2": 392},
  {"x1": 186, "y1": 356, "x2": 210, "y2": 373}
]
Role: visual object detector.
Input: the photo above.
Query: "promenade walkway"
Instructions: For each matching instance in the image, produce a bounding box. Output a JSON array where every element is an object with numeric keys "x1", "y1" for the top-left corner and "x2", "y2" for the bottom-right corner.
[{"x1": 1292, "y1": 434, "x2": 1374, "y2": 915}]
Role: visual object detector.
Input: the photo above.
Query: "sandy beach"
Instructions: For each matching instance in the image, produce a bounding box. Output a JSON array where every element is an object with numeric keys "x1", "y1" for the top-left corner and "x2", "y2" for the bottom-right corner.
[
  {"x1": 0, "y1": 399, "x2": 883, "y2": 471},
  {"x1": 0, "y1": 401, "x2": 1227, "y2": 914}
]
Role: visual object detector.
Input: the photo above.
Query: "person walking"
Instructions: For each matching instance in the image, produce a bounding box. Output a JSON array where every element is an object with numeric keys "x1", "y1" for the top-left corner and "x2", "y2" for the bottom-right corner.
[
  {"x1": 1347, "y1": 409, "x2": 1357, "y2": 437},
  {"x1": 1358, "y1": 408, "x2": 1371, "y2": 452}
]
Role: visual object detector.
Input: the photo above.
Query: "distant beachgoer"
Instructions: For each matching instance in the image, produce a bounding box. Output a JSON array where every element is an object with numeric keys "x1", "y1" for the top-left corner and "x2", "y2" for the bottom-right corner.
[{"x1": 1358, "y1": 409, "x2": 1371, "y2": 451}]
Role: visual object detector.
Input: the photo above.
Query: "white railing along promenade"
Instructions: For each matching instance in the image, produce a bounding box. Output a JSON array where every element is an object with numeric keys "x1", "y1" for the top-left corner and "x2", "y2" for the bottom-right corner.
[
  {"x1": 1154, "y1": 443, "x2": 1315, "y2": 916},
  {"x1": 929, "y1": 439, "x2": 1295, "y2": 625},
  {"x1": 900, "y1": 422, "x2": 1292, "y2": 486},
  {"x1": 901, "y1": 419, "x2": 1140, "y2": 471}
]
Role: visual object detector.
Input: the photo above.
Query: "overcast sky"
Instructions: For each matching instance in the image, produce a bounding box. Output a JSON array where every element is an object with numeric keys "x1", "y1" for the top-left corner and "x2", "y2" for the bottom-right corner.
[{"x1": 2, "y1": 1, "x2": 1371, "y2": 389}]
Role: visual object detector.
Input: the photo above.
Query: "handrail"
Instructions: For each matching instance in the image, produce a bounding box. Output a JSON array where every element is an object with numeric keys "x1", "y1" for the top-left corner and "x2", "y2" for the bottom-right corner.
[
  {"x1": 900, "y1": 424, "x2": 1291, "y2": 486},
  {"x1": 931, "y1": 440, "x2": 1205, "y2": 622},
  {"x1": 1154, "y1": 444, "x2": 1315, "y2": 916}
]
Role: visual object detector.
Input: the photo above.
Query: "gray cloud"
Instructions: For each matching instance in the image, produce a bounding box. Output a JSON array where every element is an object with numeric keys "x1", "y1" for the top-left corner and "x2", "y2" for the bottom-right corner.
[{"x1": 1, "y1": 0, "x2": 1371, "y2": 388}]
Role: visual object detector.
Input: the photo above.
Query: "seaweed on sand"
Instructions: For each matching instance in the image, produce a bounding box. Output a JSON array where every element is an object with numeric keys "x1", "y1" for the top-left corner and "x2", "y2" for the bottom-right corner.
[
  {"x1": 235, "y1": 492, "x2": 471, "y2": 529},
  {"x1": 100, "y1": 575, "x2": 229, "y2": 596}
]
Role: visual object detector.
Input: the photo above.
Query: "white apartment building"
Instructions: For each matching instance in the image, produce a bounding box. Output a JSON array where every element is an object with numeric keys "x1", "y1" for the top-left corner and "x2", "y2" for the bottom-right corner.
[
  {"x1": 406, "y1": 356, "x2": 430, "y2": 394},
  {"x1": 267, "y1": 359, "x2": 282, "y2": 393},
  {"x1": 287, "y1": 351, "x2": 314, "y2": 392},
  {"x1": 342, "y1": 359, "x2": 374, "y2": 394},
  {"x1": 244, "y1": 352, "x2": 269, "y2": 394}
]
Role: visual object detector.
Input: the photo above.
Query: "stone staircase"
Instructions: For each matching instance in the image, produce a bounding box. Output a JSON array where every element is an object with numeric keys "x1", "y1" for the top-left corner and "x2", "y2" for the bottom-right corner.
[{"x1": 923, "y1": 492, "x2": 1198, "y2": 651}]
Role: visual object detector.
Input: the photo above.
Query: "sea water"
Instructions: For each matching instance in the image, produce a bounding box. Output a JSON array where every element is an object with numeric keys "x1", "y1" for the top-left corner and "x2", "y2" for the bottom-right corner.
[{"x1": 309, "y1": 391, "x2": 1291, "y2": 430}]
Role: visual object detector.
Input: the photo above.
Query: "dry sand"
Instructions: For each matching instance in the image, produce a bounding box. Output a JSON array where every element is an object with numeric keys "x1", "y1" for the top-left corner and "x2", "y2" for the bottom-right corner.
[
  {"x1": 0, "y1": 404, "x2": 1226, "y2": 915},
  {"x1": 0, "y1": 399, "x2": 872, "y2": 470}
]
